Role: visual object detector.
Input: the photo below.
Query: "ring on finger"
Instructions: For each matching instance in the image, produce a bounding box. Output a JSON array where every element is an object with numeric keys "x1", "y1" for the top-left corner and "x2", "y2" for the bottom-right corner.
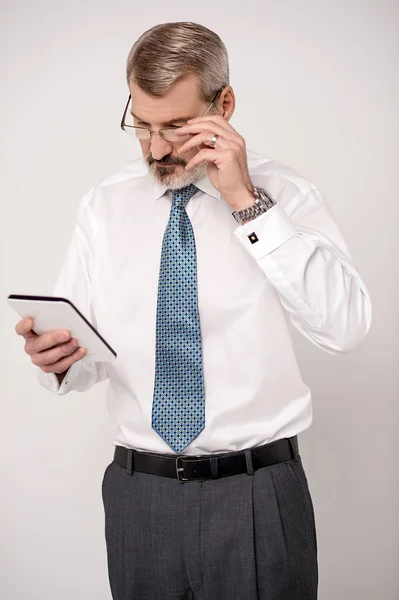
[{"x1": 209, "y1": 133, "x2": 219, "y2": 148}]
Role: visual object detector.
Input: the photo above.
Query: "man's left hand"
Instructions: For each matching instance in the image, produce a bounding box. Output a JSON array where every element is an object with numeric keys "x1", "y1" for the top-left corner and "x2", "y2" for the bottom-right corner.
[{"x1": 175, "y1": 115, "x2": 255, "y2": 212}]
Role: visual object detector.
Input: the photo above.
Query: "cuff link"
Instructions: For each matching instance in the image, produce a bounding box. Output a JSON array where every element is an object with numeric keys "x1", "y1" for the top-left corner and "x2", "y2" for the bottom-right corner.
[{"x1": 248, "y1": 232, "x2": 259, "y2": 244}]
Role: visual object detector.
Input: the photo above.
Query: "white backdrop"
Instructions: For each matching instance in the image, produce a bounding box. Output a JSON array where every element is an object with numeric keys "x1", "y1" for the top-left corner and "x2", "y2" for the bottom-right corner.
[{"x1": 1, "y1": 1, "x2": 398, "y2": 598}]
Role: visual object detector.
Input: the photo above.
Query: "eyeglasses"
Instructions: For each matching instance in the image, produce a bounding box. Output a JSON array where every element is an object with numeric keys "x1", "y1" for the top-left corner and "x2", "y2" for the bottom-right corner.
[{"x1": 120, "y1": 88, "x2": 223, "y2": 142}]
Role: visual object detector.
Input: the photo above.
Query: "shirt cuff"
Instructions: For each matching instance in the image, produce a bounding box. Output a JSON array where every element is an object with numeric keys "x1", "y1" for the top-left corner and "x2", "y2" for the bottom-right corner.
[
  {"x1": 232, "y1": 203, "x2": 297, "y2": 260},
  {"x1": 55, "y1": 359, "x2": 83, "y2": 394},
  {"x1": 34, "y1": 359, "x2": 83, "y2": 395}
]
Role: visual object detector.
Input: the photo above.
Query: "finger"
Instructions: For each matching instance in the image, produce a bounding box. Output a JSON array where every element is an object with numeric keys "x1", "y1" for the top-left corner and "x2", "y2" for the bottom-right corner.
[
  {"x1": 188, "y1": 115, "x2": 239, "y2": 136},
  {"x1": 24, "y1": 329, "x2": 71, "y2": 356},
  {"x1": 185, "y1": 148, "x2": 229, "y2": 171},
  {"x1": 38, "y1": 346, "x2": 87, "y2": 375},
  {"x1": 15, "y1": 317, "x2": 37, "y2": 340},
  {"x1": 176, "y1": 121, "x2": 237, "y2": 144},
  {"x1": 30, "y1": 338, "x2": 79, "y2": 366},
  {"x1": 179, "y1": 130, "x2": 232, "y2": 154},
  {"x1": 33, "y1": 341, "x2": 85, "y2": 367}
]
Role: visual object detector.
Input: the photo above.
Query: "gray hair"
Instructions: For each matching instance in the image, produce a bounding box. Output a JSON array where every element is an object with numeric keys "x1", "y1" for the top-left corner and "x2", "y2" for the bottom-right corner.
[{"x1": 126, "y1": 22, "x2": 229, "y2": 102}]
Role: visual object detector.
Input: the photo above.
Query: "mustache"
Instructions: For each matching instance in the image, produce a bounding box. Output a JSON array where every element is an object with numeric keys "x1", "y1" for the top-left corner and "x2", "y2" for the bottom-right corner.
[{"x1": 147, "y1": 154, "x2": 187, "y2": 167}]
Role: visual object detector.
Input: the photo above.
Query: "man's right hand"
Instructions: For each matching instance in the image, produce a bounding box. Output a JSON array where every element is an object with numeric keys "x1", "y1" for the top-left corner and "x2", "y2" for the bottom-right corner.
[{"x1": 15, "y1": 317, "x2": 87, "y2": 377}]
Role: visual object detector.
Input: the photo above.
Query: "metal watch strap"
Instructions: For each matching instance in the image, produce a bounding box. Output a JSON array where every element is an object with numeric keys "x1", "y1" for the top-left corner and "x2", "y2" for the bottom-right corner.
[{"x1": 232, "y1": 186, "x2": 276, "y2": 225}]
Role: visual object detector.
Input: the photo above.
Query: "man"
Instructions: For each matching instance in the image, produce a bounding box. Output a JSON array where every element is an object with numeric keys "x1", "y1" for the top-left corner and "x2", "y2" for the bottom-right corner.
[{"x1": 16, "y1": 21, "x2": 371, "y2": 600}]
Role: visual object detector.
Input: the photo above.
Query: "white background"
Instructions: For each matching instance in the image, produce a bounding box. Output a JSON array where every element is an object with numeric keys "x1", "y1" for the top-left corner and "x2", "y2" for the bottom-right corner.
[{"x1": 1, "y1": 1, "x2": 398, "y2": 598}]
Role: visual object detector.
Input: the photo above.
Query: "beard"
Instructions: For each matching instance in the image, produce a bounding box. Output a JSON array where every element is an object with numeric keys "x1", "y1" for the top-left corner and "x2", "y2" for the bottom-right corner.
[{"x1": 146, "y1": 152, "x2": 208, "y2": 190}]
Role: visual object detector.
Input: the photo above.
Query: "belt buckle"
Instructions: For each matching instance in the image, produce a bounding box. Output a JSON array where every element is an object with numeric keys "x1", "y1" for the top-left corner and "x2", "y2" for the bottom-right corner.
[{"x1": 175, "y1": 456, "x2": 203, "y2": 483}]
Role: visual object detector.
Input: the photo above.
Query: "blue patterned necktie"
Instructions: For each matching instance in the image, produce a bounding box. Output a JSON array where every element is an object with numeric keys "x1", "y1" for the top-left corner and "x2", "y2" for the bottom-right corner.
[{"x1": 151, "y1": 184, "x2": 205, "y2": 453}]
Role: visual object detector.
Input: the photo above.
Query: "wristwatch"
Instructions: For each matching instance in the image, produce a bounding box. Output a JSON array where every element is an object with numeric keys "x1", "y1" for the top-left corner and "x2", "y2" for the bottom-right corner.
[{"x1": 232, "y1": 186, "x2": 276, "y2": 225}]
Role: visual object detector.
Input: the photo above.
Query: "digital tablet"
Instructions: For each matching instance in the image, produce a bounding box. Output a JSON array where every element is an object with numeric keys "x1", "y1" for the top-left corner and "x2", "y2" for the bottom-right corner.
[{"x1": 7, "y1": 294, "x2": 116, "y2": 362}]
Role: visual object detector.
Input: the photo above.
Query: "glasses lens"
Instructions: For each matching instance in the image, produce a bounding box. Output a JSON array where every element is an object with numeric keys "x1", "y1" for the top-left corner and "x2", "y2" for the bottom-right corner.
[
  {"x1": 123, "y1": 125, "x2": 151, "y2": 139},
  {"x1": 162, "y1": 129, "x2": 191, "y2": 143}
]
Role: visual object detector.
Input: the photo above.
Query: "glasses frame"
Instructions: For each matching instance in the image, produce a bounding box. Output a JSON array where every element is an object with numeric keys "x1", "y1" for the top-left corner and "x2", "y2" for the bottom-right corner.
[{"x1": 120, "y1": 88, "x2": 223, "y2": 140}]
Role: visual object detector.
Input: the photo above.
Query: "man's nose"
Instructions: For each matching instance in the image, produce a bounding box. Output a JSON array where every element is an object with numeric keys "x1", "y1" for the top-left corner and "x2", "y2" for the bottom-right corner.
[{"x1": 150, "y1": 133, "x2": 173, "y2": 161}]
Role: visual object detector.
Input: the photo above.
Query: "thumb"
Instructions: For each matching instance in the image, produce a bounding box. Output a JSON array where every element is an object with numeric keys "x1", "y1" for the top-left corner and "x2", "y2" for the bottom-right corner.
[{"x1": 16, "y1": 317, "x2": 38, "y2": 340}]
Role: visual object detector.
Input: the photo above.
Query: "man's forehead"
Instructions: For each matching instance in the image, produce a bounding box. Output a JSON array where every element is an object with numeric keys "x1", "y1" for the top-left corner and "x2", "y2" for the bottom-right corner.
[
  {"x1": 129, "y1": 76, "x2": 202, "y2": 124},
  {"x1": 129, "y1": 96, "x2": 200, "y2": 125}
]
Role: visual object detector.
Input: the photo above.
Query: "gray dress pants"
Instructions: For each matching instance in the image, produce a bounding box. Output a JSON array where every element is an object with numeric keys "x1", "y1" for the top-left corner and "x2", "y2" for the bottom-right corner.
[{"x1": 101, "y1": 449, "x2": 318, "y2": 599}]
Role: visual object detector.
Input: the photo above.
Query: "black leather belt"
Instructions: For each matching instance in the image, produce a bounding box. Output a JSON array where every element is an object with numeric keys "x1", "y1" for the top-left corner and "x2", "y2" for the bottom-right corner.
[{"x1": 113, "y1": 435, "x2": 299, "y2": 482}]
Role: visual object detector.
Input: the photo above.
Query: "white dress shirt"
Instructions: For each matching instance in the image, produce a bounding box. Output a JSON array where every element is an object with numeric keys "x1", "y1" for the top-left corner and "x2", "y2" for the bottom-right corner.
[{"x1": 34, "y1": 149, "x2": 372, "y2": 455}]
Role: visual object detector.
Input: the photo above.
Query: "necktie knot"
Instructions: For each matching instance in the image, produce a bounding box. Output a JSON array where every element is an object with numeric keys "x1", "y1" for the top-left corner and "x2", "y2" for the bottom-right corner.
[{"x1": 171, "y1": 184, "x2": 199, "y2": 209}]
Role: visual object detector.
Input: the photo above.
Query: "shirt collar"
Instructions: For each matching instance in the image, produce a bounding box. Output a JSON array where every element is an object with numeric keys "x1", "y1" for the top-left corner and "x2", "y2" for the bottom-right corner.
[{"x1": 152, "y1": 170, "x2": 222, "y2": 201}]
